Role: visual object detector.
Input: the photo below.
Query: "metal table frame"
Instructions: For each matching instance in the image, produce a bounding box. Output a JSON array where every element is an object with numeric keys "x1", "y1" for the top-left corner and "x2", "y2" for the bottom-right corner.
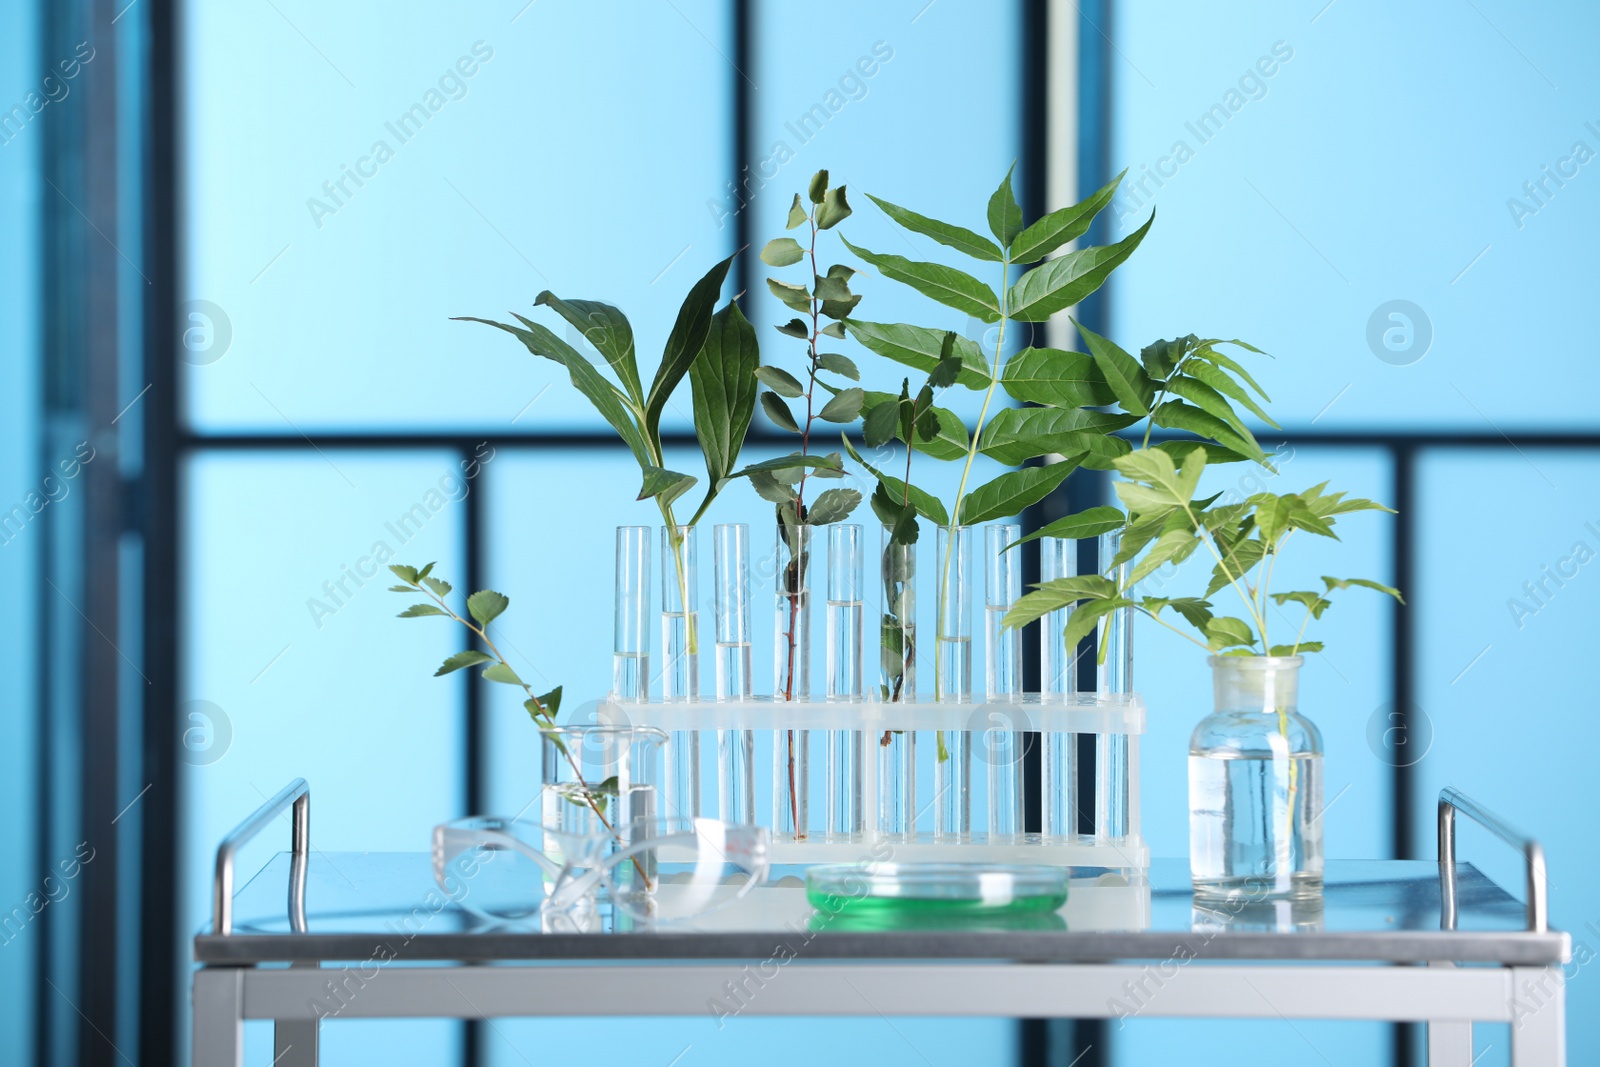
[{"x1": 191, "y1": 781, "x2": 1569, "y2": 1066}]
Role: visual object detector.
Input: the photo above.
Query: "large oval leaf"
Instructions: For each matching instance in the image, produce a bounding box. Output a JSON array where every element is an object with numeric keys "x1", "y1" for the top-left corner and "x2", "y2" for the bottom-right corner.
[
  {"x1": 842, "y1": 319, "x2": 990, "y2": 390},
  {"x1": 866, "y1": 193, "x2": 1003, "y2": 262},
  {"x1": 1006, "y1": 212, "x2": 1154, "y2": 322},
  {"x1": 1009, "y1": 172, "x2": 1125, "y2": 265},
  {"x1": 533, "y1": 294, "x2": 642, "y2": 405},
  {"x1": 957, "y1": 457, "x2": 1082, "y2": 525},
  {"x1": 839, "y1": 236, "x2": 1001, "y2": 323},
  {"x1": 980, "y1": 406, "x2": 1138, "y2": 466},
  {"x1": 999, "y1": 347, "x2": 1114, "y2": 408},
  {"x1": 687, "y1": 302, "x2": 759, "y2": 523}
]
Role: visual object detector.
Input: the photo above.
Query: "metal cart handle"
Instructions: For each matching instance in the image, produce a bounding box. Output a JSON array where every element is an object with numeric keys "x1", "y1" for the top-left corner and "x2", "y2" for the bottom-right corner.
[
  {"x1": 1438, "y1": 786, "x2": 1547, "y2": 933},
  {"x1": 213, "y1": 778, "x2": 310, "y2": 936}
]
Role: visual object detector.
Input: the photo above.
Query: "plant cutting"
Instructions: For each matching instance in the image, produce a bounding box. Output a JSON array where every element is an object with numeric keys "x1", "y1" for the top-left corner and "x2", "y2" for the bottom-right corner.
[
  {"x1": 1003, "y1": 444, "x2": 1402, "y2": 897},
  {"x1": 456, "y1": 253, "x2": 801, "y2": 696},
  {"x1": 385, "y1": 563, "x2": 652, "y2": 886}
]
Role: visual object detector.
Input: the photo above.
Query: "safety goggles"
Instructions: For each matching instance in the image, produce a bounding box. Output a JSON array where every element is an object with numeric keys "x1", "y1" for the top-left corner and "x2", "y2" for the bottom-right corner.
[{"x1": 432, "y1": 814, "x2": 770, "y2": 926}]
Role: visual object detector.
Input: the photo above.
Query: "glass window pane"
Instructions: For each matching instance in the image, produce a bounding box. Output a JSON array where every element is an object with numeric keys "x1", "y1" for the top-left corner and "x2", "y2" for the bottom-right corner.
[
  {"x1": 181, "y1": 452, "x2": 467, "y2": 1065},
  {"x1": 1414, "y1": 450, "x2": 1600, "y2": 1066},
  {"x1": 1111, "y1": 2, "x2": 1600, "y2": 430},
  {"x1": 182, "y1": 1, "x2": 732, "y2": 432},
  {"x1": 750, "y1": 0, "x2": 1022, "y2": 427}
]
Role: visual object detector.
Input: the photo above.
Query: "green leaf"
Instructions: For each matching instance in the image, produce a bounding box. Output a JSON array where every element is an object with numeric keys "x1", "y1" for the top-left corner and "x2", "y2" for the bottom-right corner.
[
  {"x1": 979, "y1": 406, "x2": 1138, "y2": 467},
  {"x1": 387, "y1": 584, "x2": 415, "y2": 593},
  {"x1": 807, "y1": 487, "x2": 862, "y2": 525},
  {"x1": 458, "y1": 315, "x2": 653, "y2": 468},
  {"x1": 1143, "y1": 596, "x2": 1214, "y2": 631},
  {"x1": 862, "y1": 400, "x2": 899, "y2": 448},
  {"x1": 1063, "y1": 597, "x2": 1135, "y2": 652},
  {"x1": 817, "y1": 353, "x2": 859, "y2": 380},
  {"x1": 1153, "y1": 440, "x2": 1253, "y2": 467},
  {"x1": 1204, "y1": 616, "x2": 1257, "y2": 651},
  {"x1": 1268, "y1": 642, "x2": 1324, "y2": 656},
  {"x1": 1140, "y1": 336, "x2": 1189, "y2": 381},
  {"x1": 808, "y1": 169, "x2": 829, "y2": 204},
  {"x1": 776, "y1": 318, "x2": 809, "y2": 338},
  {"x1": 1150, "y1": 399, "x2": 1267, "y2": 464},
  {"x1": 842, "y1": 436, "x2": 948, "y2": 526},
  {"x1": 866, "y1": 193, "x2": 1003, "y2": 262},
  {"x1": 816, "y1": 185, "x2": 852, "y2": 229},
  {"x1": 761, "y1": 237, "x2": 806, "y2": 267},
  {"x1": 637, "y1": 465, "x2": 697, "y2": 506},
  {"x1": 986, "y1": 163, "x2": 1023, "y2": 249},
  {"x1": 688, "y1": 302, "x2": 760, "y2": 522},
  {"x1": 397, "y1": 603, "x2": 446, "y2": 618},
  {"x1": 958, "y1": 458, "x2": 1082, "y2": 525},
  {"x1": 726, "y1": 452, "x2": 844, "y2": 480},
  {"x1": 1074, "y1": 317, "x2": 1155, "y2": 416},
  {"x1": 1194, "y1": 343, "x2": 1270, "y2": 398},
  {"x1": 927, "y1": 332, "x2": 964, "y2": 389},
  {"x1": 1128, "y1": 528, "x2": 1201, "y2": 586},
  {"x1": 1009, "y1": 171, "x2": 1124, "y2": 264},
  {"x1": 1167, "y1": 373, "x2": 1253, "y2": 439},
  {"x1": 754, "y1": 365, "x2": 804, "y2": 398},
  {"x1": 842, "y1": 319, "x2": 991, "y2": 390},
  {"x1": 1272, "y1": 590, "x2": 1333, "y2": 619},
  {"x1": 1000, "y1": 347, "x2": 1115, "y2": 408},
  {"x1": 435, "y1": 650, "x2": 494, "y2": 676},
  {"x1": 761, "y1": 391, "x2": 800, "y2": 432},
  {"x1": 862, "y1": 389, "x2": 967, "y2": 460},
  {"x1": 767, "y1": 277, "x2": 812, "y2": 314},
  {"x1": 1185, "y1": 358, "x2": 1278, "y2": 428},
  {"x1": 787, "y1": 193, "x2": 808, "y2": 228},
  {"x1": 481, "y1": 661, "x2": 523, "y2": 685},
  {"x1": 1000, "y1": 575, "x2": 1119, "y2": 630},
  {"x1": 532, "y1": 685, "x2": 563, "y2": 720},
  {"x1": 748, "y1": 471, "x2": 797, "y2": 504},
  {"x1": 388, "y1": 564, "x2": 420, "y2": 585},
  {"x1": 646, "y1": 253, "x2": 736, "y2": 442},
  {"x1": 820, "y1": 321, "x2": 846, "y2": 339},
  {"x1": 818, "y1": 387, "x2": 865, "y2": 423},
  {"x1": 467, "y1": 590, "x2": 510, "y2": 628},
  {"x1": 1006, "y1": 212, "x2": 1154, "y2": 322},
  {"x1": 812, "y1": 270, "x2": 853, "y2": 302},
  {"x1": 1321, "y1": 576, "x2": 1405, "y2": 604},
  {"x1": 839, "y1": 236, "x2": 1001, "y2": 323},
  {"x1": 533, "y1": 295, "x2": 642, "y2": 405},
  {"x1": 1008, "y1": 506, "x2": 1126, "y2": 551},
  {"x1": 420, "y1": 576, "x2": 452, "y2": 598},
  {"x1": 1207, "y1": 539, "x2": 1265, "y2": 596}
]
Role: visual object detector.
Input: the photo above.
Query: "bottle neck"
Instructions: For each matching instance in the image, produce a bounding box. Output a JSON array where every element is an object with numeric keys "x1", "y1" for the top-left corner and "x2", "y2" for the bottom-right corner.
[{"x1": 1210, "y1": 656, "x2": 1301, "y2": 714}]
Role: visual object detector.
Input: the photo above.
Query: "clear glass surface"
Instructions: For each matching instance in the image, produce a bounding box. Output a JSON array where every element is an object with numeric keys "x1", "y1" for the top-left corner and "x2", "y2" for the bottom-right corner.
[
  {"x1": 713, "y1": 524, "x2": 754, "y2": 825},
  {"x1": 1097, "y1": 529, "x2": 1132, "y2": 696},
  {"x1": 826, "y1": 524, "x2": 864, "y2": 699},
  {"x1": 1190, "y1": 656, "x2": 1324, "y2": 899},
  {"x1": 659, "y1": 525, "x2": 699, "y2": 701},
  {"x1": 876, "y1": 728, "x2": 915, "y2": 840},
  {"x1": 934, "y1": 729, "x2": 972, "y2": 842},
  {"x1": 1038, "y1": 535, "x2": 1077, "y2": 700}
]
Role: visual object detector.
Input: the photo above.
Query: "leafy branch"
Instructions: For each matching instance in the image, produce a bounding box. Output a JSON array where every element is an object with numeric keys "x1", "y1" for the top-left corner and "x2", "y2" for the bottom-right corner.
[{"x1": 387, "y1": 563, "x2": 650, "y2": 886}]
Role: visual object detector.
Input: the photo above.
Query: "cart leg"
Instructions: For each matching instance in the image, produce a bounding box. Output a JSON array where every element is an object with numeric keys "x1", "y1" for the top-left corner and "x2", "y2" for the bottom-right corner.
[
  {"x1": 192, "y1": 967, "x2": 244, "y2": 1067},
  {"x1": 1425, "y1": 962, "x2": 1472, "y2": 1066},
  {"x1": 1511, "y1": 966, "x2": 1565, "y2": 1066},
  {"x1": 275, "y1": 1019, "x2": 319, "y2": 1067}
]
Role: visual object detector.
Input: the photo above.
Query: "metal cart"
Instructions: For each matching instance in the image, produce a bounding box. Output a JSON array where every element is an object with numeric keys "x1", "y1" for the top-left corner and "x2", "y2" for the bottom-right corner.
[{"x1": 192, "y1": 779, "x2": 1568, "y2": 1065}]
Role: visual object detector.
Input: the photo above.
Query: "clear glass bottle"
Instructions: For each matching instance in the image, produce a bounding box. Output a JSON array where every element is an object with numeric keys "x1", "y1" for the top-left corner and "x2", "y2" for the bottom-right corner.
[
  {"x1": 713, "y1": 523, "x2": 754, "y2": 825},
  {"x1": 660, "y1": 525, "x2": 700, "y2": 819},
  {"x1": 983, "y1": 524, "x2": 1024, "y2": 841},
  {"x1": 773, "y1": 522, "x2": 812, "y2": 839},
  {"x1": 540, "y1": 725, "x2": 666, "y2": 836},
  {"x1": 826, "y1": 524, "x2": 864, "y2": 838},
  {"x1": 612, "y1": 526, "x2": 650, "y2": 701},
  {"x1": 1189, "y1": 655, "x2": 1324, "y2": 900}
]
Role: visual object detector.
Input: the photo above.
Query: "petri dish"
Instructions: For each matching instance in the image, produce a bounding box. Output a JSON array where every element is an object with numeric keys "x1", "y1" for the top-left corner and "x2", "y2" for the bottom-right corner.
[{"x1": 806, "y1": 863, "x2": 1069, "y2": 916}]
